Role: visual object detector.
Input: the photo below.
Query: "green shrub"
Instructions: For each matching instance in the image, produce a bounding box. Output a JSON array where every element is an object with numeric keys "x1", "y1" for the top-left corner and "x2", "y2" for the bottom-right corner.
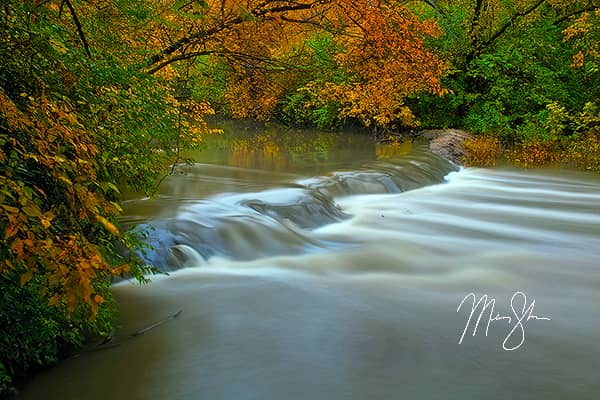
[{"x1": 0, "y1": 270, "x2": 115, "y2": 397}]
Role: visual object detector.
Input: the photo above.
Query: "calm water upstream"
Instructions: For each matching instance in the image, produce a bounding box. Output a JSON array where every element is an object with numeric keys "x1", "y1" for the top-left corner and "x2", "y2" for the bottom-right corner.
[{"x1": 18, "y1": 122, "x2": 600, "y2": 399}]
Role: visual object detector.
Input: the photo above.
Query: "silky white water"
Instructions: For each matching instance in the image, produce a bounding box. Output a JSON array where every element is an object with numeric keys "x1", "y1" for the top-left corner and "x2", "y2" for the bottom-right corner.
[{"x1": 17, "y1": 125, "x2": 600, "y2": 400}]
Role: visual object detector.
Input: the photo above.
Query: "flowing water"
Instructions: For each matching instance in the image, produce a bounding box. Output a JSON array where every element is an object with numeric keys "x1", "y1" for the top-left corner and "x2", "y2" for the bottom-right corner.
[{"x1": 18, "y1": 122, "x2": 600, "y2": 399}]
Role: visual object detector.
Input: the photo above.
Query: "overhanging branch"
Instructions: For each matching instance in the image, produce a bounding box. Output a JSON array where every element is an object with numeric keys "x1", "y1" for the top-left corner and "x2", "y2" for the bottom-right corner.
[
  {"x1": 146, "y1": 1, "x2": 321, "y2": 71},
  {"x1": 481, "y1": 0, "x2": 546, "y2": 49},
  {"x1": 64, "y1": 0, "x2": 92, "y2": 58},
  {"x1": 554, "y1": 4, "x2": 600, "y2": 26},
  {"x1": 146, "y1": 50, "x2": 217, "y2": 74}
]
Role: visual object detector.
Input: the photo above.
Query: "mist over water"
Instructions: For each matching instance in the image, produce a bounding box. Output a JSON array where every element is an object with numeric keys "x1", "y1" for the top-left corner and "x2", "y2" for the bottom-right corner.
[{"x1": 18, "y1": 124, "x2": 600, "y2": 400}]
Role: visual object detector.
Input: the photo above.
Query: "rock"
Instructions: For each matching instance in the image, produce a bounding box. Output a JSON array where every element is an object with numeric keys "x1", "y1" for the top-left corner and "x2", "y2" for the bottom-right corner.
[
  {"x1": 166, "y1": 244, "x2": 205, "y2": 268},
  {"x1": 424, "y1": 129, "x2": 474, "y2": 164}
]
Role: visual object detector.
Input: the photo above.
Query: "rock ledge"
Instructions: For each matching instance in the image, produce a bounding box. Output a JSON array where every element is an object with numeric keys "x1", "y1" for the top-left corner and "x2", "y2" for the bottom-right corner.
[{"x1": 423, "y1": 129, "x2": 474, "y2": 164}]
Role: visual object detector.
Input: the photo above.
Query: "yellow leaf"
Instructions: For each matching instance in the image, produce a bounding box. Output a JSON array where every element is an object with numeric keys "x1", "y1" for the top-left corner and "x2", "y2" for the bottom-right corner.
[
  {"x1": 95, "y1": 215, "x2": 119, "y2": 235},
  {"x1": 22, "y1": 205, "x2": 42, "y2": 217},
  {"x1": 2, "y1": 205, "x2": 19, "y2": 214},
  {"x1": 57, "y1": 175, "x2": 73, "y2": 186},
  {"x1": 40, "y1": 217, "x2": 51, "y2": 229},
  {"x1": 110, "y1": 201, "x2": 123, "y2": 213}
]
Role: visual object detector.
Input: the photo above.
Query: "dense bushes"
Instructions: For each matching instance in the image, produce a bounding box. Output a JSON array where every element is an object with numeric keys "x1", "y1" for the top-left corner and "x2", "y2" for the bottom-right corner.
[
  {"x1": 0, "y1": 270, "x2": 114, "y2": 395},
  {"x1": 409, "y1": 1, "x2": 599, "y2": 168},
  {"x1": 462, "y1": 136, "x2": 503, "y2": 166},
  {"x1": 0, "y1": 1, "x2": 210, "y2": 395}
]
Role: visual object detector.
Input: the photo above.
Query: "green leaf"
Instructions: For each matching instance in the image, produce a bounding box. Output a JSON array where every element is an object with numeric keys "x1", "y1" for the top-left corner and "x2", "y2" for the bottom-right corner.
[{"x1": 22, "y1": 205, "x2": 42, "y2": 218}]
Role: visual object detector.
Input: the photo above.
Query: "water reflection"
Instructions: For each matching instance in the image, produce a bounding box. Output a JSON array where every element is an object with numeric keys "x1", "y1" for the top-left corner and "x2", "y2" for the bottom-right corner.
[
  {"x1": 120, "y1": 121, "x2": 435, "y2": 226},
  {"x1": 184, "y1": 120, "x2": 415, "y2": 173}
]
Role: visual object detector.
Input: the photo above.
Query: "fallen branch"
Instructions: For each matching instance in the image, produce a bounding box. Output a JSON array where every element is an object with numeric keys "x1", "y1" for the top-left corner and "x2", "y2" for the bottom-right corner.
[
  {"x1": 67, "y1": 309, "x2": 184, "y2": 358},
  {"x1": 130, "y1": 309, "x2": 183, "y2": 337}
]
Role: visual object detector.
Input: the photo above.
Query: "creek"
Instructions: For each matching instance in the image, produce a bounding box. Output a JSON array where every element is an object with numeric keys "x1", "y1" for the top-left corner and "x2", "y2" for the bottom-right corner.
[{"x1": 17, "y1": 121, "x2": 600, "y2": 399}]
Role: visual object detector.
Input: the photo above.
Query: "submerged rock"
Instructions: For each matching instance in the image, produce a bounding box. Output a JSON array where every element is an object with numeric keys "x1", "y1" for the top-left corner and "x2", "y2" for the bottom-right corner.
[{"x1": 166, "y1": 244, "x2": 205, "y2": 268}]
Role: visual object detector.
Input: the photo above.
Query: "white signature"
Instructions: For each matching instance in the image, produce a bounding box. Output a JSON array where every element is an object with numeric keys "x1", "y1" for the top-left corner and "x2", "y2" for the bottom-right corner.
[{"x1": 457, "y1": 292, "x2": 551, "y2": 351}]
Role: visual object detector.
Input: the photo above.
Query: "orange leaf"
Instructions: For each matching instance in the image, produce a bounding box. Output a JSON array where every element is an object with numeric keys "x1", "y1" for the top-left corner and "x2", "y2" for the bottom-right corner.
[
  {"x1": 93, "y1": 294, "x2": 105, "y2": 304},
  {"x1": 48, "y1": 294, "x2": 60, "y2": 306},
  {"x1": 4, "y1": 224, "x2": 19, "y2": 240},
  {"x1": 20, "y1": 271, "x2": 33, "y2": 286},
  {"x1": 11, "y1": 239, "x2": 25, "y2": 257}
]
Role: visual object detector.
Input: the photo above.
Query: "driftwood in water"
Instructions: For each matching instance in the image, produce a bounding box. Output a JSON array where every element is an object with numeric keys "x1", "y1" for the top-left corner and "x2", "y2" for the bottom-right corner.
[{"x1": 69, "y1": 309, "x2": 183, "y2": 358}]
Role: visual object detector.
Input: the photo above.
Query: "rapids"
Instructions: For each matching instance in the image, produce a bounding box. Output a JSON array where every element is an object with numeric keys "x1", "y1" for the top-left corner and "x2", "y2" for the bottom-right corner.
[{"x1": 17, "y1": 123, "x2": 600, "y2": 400}]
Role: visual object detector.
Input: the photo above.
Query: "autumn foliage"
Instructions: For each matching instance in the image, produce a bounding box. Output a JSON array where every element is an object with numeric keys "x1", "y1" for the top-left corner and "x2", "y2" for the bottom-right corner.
[
  {"x1": 0, "y1": 1, "x2": 212, "y2": 393},
  {"x1": 0, "y1": 90, "x2": 125, "y2": 315},
  {"x1": 462, "y1": 136, "x2": 503, "y2": 166},
  {"x1": 565, "y1": 129, "x2": 600, "y2": 171},
  {"x1": 140, "y1": 0, "x2": 447, "y2": 128},
  {"x1": 508, "y1": 140, "x2": 561, "y2": 168},
  {"x1": 315, "y1": 1, "x2": 446, "y2": 128}
]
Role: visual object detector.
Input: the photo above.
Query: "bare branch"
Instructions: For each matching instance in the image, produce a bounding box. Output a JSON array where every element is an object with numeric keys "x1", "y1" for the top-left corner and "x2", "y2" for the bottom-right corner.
[
  {"x1": 64, "y1": 0, "x2": 92, "y2": 58},
  {"x1": 554, "y1": 4, "x2": 600, "y2": 26},
  {"x1": 147, "y1": 50, "x2": 217, "y2": 75},
  {"x1": 146, "y1": 1, "x2": 321, "y2": 69},
  {"x1": 481, "y1": 0, "x2": 546, "y2": 49}
]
